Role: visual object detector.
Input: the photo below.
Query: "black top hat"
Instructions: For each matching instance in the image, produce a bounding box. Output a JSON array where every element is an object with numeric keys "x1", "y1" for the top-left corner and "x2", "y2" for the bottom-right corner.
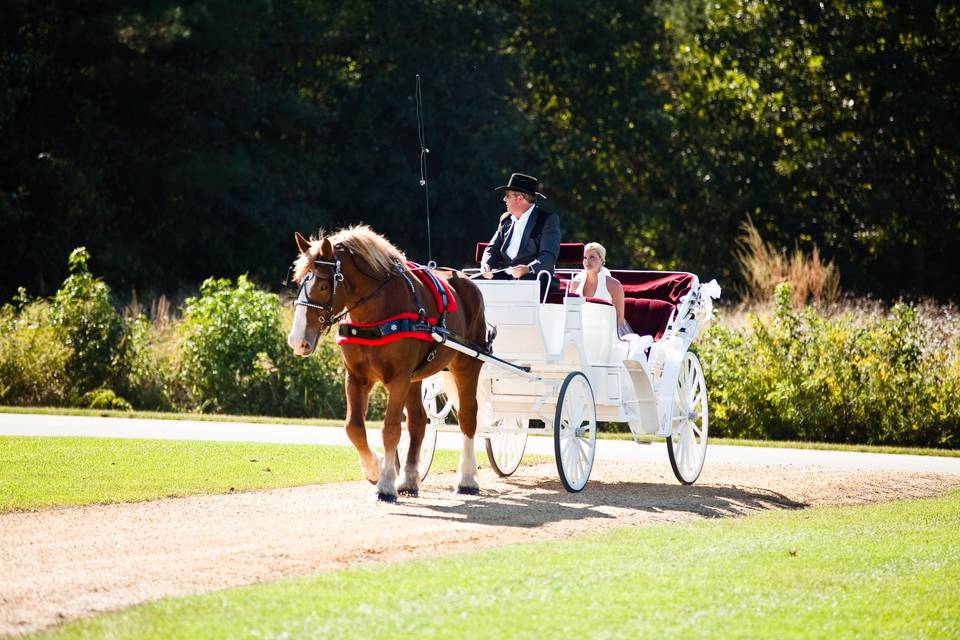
[{"x1": 494, "y1": 172, "x2": 547, "y2": 199}]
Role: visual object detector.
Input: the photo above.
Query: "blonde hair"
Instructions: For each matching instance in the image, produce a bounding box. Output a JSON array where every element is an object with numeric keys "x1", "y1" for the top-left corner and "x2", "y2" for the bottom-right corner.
[
  {"x1": 583, "y1": 242, "x2": 607, "y2": 263},
  {"x1": 293, "y1": 224, "x2": 406, "y2": 283}
]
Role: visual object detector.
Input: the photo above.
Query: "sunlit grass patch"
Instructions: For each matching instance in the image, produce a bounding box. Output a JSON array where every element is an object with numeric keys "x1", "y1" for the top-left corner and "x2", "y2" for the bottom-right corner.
[
  {"x1": 32, "y1": 491, "x2": 960, "y2": 639},
  {"x1": 0, "y1": 437, "x2": 474, "y2": 512}
]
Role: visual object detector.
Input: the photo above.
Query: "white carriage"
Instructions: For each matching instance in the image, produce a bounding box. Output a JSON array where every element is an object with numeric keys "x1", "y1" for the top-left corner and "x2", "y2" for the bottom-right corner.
[{"x1": 404, "y1": 246, "x2": 720, "y2": 492}]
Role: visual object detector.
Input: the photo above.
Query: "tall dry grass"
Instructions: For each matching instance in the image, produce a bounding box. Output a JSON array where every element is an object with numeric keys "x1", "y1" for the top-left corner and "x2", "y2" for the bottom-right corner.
[{"x1": 734, "y1": 218, "x2": 840, "y2": 307}]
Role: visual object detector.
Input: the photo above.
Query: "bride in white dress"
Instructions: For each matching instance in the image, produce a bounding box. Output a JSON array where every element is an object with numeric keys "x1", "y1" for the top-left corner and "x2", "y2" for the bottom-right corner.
[{"x1": 570, "y1": 242, "x2": 635, "y2": 339}]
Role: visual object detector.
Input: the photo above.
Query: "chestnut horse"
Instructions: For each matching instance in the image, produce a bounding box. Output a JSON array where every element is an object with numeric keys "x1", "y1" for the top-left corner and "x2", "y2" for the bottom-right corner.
[{"x1": 287, "y1": 225, "x2": 486, "y2": 501}]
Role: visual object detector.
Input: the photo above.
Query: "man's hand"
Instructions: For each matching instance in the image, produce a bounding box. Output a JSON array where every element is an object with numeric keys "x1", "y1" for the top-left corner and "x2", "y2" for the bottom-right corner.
[
  {"x1": 481, "y1": 265, "x2": 494, "y2": 279},
  {"x1": 509, "y1": 265, "x2": 531, "y2": 279}
]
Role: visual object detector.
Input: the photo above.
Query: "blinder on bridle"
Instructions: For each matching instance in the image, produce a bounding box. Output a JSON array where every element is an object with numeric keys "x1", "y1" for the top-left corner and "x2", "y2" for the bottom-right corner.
[{"x1": 293, "y1": 253, "x2": 345, "y2": 327}]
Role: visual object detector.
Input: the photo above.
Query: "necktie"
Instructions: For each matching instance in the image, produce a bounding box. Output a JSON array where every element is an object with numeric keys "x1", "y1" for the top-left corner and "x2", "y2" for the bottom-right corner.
[{"x1": 503, "y1": 218, "x2": 516, "y2": 257}]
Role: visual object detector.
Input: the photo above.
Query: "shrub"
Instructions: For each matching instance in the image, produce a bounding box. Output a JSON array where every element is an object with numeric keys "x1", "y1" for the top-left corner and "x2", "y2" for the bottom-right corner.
[
  {"x1": 0, "y1": 293, "x2": 73, "y2": 405},
  {"x1": 701, "y1": 283, "x2": 960, "y2": 448},
  {"x1": 82, "y1": 388, "x2": 133, "y2": 411},
  {"x1": 178, "y1": 276, "x2": 351, "y2": 417},
  {"x1": 118, "y1": 312, "x2": 185, "y2": 411},
  {"x1": 49, "y1": 248, "x2": 125, "y2": 394},
  {"x1": 178, "y1": 275, "x2": 286, "y2": 413}
]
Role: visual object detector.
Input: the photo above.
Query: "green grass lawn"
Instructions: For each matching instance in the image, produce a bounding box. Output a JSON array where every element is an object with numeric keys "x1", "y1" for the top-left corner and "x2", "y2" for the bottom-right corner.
[
  {"x1": 30, "y1": 490, "x2": 960, "y2": 639},
  {"x1": 4, "y1": 405, "x2": 959, "y2": 458},
  {"x1": 0, "y1": 437, "x2": 477, "y2": 512},
  {"x1": 0, "y1": 404, "x2": 344, "y2": 427}
]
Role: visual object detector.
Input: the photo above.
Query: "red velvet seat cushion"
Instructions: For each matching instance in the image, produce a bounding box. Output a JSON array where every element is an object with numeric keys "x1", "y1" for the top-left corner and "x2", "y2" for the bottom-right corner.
[
  {"x1": 623, "y1": 298, "x2": 675, "y2": 340},
  {"x1": 613, "y1": 272, "x2": 693, "y2": 340},
  {"x1": 611, "y1": 272, "x2": 695, "y2": 305}
]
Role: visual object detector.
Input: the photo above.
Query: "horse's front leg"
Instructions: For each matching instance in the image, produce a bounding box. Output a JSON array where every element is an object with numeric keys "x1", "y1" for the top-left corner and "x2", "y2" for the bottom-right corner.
[
  {"x1": 451, "y1": 360, "x2": 483, "y2": 495},
  {"x1": 397, "y1": 380, "x2": 426, "y2": 497},
  {"x1": 345, "y1": 372, "x2": 379, "y2": 484},
  {"x1": 375, "y1": 377, "x2": 411, "y2": 502}
]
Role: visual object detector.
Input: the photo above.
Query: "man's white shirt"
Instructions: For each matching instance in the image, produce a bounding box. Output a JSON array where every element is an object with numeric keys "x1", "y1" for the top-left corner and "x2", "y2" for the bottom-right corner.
[{"x1": 504, "y1": 203, "x2": 535, "y2": 260}]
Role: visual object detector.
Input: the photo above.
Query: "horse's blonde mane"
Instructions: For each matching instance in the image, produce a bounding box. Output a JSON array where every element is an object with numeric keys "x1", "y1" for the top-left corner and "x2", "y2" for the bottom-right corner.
[{"x1": 293, "y1": 224, "x2": 406, "y2": 283}]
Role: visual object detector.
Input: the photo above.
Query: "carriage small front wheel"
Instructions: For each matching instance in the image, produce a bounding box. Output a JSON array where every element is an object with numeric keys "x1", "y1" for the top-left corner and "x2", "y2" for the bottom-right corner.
[
  {"x1": 666, "y1": 351, "x2": 709, "y2": 484},
  {"x1": 553, "y1": 371, "x2": 598, "y2": 492},
  {"x1": 485, "y1": 418, "x2": 528, "y2": 477}
]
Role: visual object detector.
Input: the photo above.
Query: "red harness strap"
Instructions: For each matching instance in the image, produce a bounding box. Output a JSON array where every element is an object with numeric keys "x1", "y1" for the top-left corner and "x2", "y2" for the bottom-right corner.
[
  {"x1": 406, "y1": 262, "x2": 457, "y2": 313},
  {"x1": 336, "y1": 265, "x2": 455, "y2": 349},
  {"x1": 336, "y1": 312, "x2": 437, "y2": 346}
]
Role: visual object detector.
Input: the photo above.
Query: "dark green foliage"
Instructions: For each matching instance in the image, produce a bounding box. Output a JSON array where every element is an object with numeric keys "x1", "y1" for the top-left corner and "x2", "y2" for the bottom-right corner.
[
  {"x1": 659, "y1": 0, "x2": 960, "y2": 297},
  {"x1": 2, "y1": 1, "x2": 957, "y2": 300}
]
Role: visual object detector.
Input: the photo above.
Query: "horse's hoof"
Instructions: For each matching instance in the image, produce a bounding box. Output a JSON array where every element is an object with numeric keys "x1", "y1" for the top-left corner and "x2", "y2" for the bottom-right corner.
[
  {"x1": 398, "y1": 487, "x2": 419, "y2": 498},
  {"x1": 455, "y1": 486, "x2": 480, "y2": 496},
  {"x1": 376, "y1": 491, "x2": 397, "y2": 503}
]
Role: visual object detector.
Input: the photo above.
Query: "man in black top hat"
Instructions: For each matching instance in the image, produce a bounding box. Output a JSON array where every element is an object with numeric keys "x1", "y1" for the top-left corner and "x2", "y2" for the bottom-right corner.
[{"x1": 480, "y1": 172, "x2": 561, "y2": 281}]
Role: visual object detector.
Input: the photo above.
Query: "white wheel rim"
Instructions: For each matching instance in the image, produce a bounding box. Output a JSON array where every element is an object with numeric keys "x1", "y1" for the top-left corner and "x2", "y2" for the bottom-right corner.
[
  {"x1": 558, "y1": 375, "x2": 597, "y2": 491},
  {"x1": 488, "y1": 418, "x2": 527, "y2": 474},
  {"x1": 422, "y1": 378, "x2": 454, "y2": 424},
  {"x1": 671, "y1": 353, "x2": 708, "y2": 482}
]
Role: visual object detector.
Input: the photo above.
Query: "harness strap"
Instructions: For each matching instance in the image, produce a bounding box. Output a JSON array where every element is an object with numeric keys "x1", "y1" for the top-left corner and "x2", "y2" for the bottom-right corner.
[
  {"x1": 406, "y1": 261, "x2": 457, "y2": 315},
  {"x1": 396, "y1": 260, "x2": 429, "y2": 319},
  {"x1": 337, "y1": 313, "x2": 436, "y2": 346},
  {"x1": 333, "y1": 261, "x2": 460, "y2": 374}
]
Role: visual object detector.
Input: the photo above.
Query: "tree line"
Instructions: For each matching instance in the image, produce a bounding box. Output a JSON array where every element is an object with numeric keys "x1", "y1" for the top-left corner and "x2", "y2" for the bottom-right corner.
[{"x1": 2, "y1": 0, "x2": 957, "y2": 302}]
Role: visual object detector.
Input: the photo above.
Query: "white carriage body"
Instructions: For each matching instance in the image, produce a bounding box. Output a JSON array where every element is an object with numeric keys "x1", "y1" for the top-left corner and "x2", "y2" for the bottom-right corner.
[
  {"x1": 470, "y1": 270, "x2": 711, "y2": 437},
  {"x1": 415, "y1": 264, "x2": 720, "y2": 490}
]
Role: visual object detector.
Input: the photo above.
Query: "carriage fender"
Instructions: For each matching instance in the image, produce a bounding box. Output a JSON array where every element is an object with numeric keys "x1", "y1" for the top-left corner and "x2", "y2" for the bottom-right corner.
[
  {"x1": 621, "y1": 360, "x2": 658, "y2": 435},
  {"x1": 652, "y1": 336, "x2": 686, "y2": 436}
]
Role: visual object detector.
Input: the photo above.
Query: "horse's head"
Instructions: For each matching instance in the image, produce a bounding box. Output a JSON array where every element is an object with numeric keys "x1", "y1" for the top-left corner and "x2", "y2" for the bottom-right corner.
[{"x1": 288, "y1": 231, "x2": 344, "y2": 356}]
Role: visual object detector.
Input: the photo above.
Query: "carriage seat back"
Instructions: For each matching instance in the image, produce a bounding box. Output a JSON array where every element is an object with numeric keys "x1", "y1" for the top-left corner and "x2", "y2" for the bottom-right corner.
[
  {"x1": 611, "y1": 272, "x2": 695, "y2": 340},
  {"x1": 473, "y1": 241, "x2": 693, "y2": 340}
]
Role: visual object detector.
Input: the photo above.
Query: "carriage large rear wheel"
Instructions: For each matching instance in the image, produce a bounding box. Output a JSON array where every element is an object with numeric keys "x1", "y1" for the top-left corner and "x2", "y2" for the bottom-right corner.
[
  {"x1": 485, "y1": 418, "x2": 528, "y2": 477},
  {"x1": 553, "y1": 371, "x2": 597, "y2": 492},
  {"x1": 666, "y1": 351, "x2": 709, "y2": 484}
]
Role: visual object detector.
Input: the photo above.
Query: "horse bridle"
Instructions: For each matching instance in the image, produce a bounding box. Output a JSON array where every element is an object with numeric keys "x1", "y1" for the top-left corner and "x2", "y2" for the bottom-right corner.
[
  {"x1": 294, "y1": 247, "x2": 401, "y2": 330},
  {"x1": 294, "y1": 255, "x2": 344, "y2": 327}
]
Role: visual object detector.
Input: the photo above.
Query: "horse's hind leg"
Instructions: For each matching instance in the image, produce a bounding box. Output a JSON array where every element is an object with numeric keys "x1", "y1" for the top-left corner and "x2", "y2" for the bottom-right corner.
[
  {"x1": 451, "y1": 358, "x2": 483, "y2": 495},
  {"x1": 374, "y1": 377, "x2": 410, "y2": 502},
  {"x1": 345, "y1": 372, "x2": 380, "y2": 484},
  {"x1": 396, "y1": 380, "x2": 425, "y2": 497}
]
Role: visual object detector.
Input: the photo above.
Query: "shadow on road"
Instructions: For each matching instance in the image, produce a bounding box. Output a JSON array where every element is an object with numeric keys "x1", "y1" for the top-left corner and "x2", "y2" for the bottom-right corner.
[{"x1": 403, "y1": 477, "x2": 805, "y2": 529}]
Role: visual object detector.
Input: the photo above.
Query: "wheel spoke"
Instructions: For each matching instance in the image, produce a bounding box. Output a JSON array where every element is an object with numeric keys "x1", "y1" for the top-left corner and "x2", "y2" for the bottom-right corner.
[
  {"x1": 565, "y1": 440, "x2": 579, "y2": 477},
  {"x1": 691, "y1": 389, "x2": 704, "y2": 410},
  {"x1": 576, "y1": 438, "x2": 588, "y2": 467}
]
